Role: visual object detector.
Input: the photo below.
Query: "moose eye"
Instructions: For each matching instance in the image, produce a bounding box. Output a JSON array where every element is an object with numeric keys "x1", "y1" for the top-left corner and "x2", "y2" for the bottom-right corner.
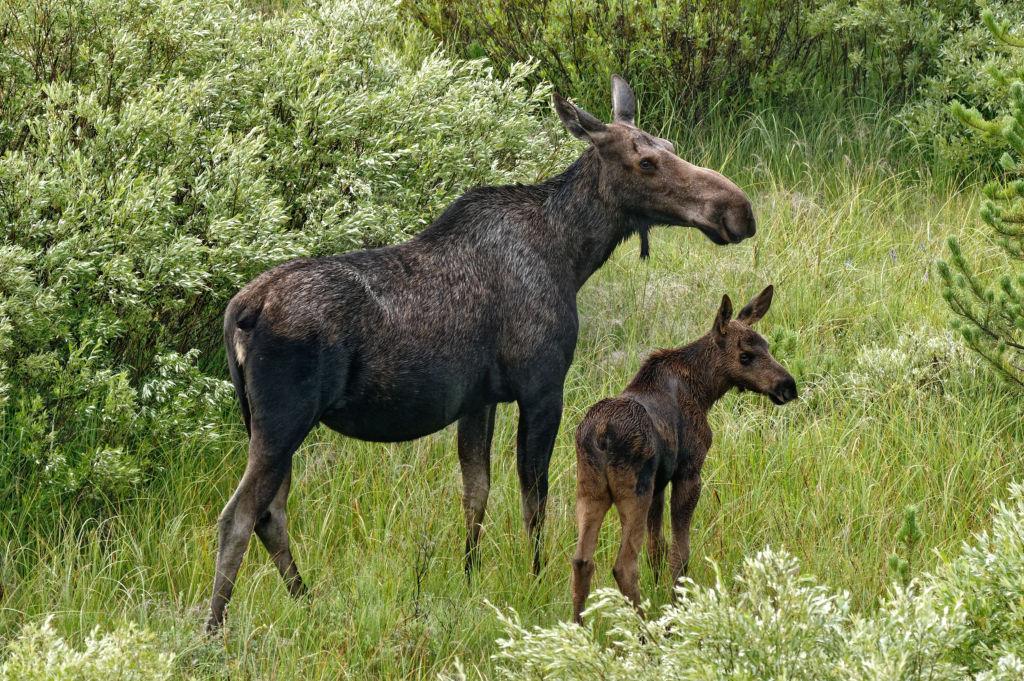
[
  {"x1": 639, "y1": 158, "x2": 655, "y2": 171},
  {"x1": 739, "y1": 352, "x2": 754, "y2": 365}
]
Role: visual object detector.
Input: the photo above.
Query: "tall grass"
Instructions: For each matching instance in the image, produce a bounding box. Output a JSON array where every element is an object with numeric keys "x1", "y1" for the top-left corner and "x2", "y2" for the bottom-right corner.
[{"x1": 1, "y1": 106, "x2": 1021, "y2": 678}]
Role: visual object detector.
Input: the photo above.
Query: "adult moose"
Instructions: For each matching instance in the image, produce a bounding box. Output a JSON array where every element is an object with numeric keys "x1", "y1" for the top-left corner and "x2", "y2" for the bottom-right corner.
[{"x1": 207, "y1": 76, "x2": 756, "y2": 630}]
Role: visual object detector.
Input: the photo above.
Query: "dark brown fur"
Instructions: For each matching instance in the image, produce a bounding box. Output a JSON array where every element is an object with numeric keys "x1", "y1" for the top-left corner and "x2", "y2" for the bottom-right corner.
[
  {"x1": 571, "y1": 286, "x2": 797, "y2": 624},
  {"x1": 206, "y1": 77, "x2": 758, "y2": 631}
]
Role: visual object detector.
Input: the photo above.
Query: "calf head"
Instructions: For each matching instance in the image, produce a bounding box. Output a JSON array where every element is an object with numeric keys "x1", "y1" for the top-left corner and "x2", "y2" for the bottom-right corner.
[
  {"x1": 553, "y1": 75, "x2": 756, "y2": 249},
  {"x1": 711, "y1": 285, "x2": 797, "y2": 405}
]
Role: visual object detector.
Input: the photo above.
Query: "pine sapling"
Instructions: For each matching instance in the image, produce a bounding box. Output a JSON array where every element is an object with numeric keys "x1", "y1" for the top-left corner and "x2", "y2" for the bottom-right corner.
[
  {"x1": 940, "y1": 9, "x2": 1024, "y2": 389},
  {"x1": 888, "y1": 504, "x2": 923, "y2": 587}
]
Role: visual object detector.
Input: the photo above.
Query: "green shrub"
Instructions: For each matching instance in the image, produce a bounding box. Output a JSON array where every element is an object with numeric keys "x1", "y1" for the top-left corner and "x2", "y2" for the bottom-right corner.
[
  {"x1": 0, "y1": 0, "x2": 567, "y2": 506},
  {"x1": 0, "y1": 618, "x2": 174, "y2": 681},
  {"x1": 459, "y1": 482, "x2": 1024, "y2": 680},
  {"x1": 404, "y1": 0, "x2": 812, "y2": 122},
  {"x1": 901, "y1": 1, "x2": 1024, "y2": 173},
  {"x1": 404, "y1": 0, "x2": 980, "y2": 130},
  {"x1": 809, "y1": 0, "x2": 976, "y2": 99}
]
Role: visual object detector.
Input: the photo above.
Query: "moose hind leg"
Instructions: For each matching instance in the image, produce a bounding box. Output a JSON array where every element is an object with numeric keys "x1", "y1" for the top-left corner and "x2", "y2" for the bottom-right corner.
[
  {"x1": 458, "y1": 404, "x2": 496, "y2": 579},
  {"x1": 611, "y1": 491, "x2": 652, "y2": 614},
  {"x1": 646, "y1": 486, "x2": 666, "y2": 580},
  {"x1": 515, "y1": 393, "x2": 562, "y2": 575},
  {"x1": 669, "y1": 475, "x2": 702, "y2": 590},
  {"x1": 571, "y1": 489, "x2": 611, "y2": 625},
  {"x1": 254, "y1": 469, "x2": 307, "y2": 598},
  {"x1": 207, "y1": 424, "x2": 312, "y2": 632}
]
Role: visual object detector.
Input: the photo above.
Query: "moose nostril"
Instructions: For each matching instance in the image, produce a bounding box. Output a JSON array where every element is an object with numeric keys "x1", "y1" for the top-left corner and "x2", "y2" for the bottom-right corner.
[
  {"x1": 725, "y1": 203, "x2": 756, "y2": 242},
  {"x1": 743, "y1": 203, "x2": 756, "y2": 236},
  {"x1": 784, "y1": 379, "x2": 798, "y2": 400},
  {"x1": 775, "y1": 377, "x2": 797, "y2": 402}
]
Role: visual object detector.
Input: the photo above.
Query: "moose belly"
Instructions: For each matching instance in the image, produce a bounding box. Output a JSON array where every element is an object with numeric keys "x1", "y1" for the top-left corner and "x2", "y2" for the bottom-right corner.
[
  {"x1": 320, "y1": 396, "x2": 457, "y2": 442},
  {"x1": 319, "y1": 365, "x2": 510, "y2": 443}
]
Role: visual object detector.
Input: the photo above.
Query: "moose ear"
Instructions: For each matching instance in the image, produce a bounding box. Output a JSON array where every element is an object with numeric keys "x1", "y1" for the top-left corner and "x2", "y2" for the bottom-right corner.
[
  {"x1": 611, "y1": 75, "x2": 636, "y2": 125},
  {"x1": 714, "y1": 294, "x2": 733, "y2": 336},
  {"x1": 737, "y1": 285, "x2": 774, "y2": 325},
  {"x1": 553, "y1": 93, "x2": 608, "y2": 142}
]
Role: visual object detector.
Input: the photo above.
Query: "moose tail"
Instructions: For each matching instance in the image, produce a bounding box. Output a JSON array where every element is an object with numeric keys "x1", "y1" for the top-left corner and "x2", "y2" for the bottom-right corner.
[{"x1": 224, "y1": 296, "x2": 261, "y2": 437}]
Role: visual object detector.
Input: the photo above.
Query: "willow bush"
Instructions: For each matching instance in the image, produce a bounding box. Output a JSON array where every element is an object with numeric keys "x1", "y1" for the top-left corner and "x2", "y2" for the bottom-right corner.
[{"x1": 0, "y1": 0, "x2": 567, "y2": 505}]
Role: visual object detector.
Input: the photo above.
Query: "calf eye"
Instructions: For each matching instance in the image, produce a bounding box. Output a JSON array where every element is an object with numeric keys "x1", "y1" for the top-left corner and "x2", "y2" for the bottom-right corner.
[
  {"x1": 639, "y1": 158, "x2": 655, "y2": 171},
  {"x1": 739, "y1": 352, "x2": 753, "y2": 365}
]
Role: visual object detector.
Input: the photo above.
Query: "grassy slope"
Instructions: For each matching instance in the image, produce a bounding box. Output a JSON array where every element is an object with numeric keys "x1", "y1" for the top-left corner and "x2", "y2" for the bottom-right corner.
[{"x1": 2, "y1": 112, "x2": 1023, "y2": 679}]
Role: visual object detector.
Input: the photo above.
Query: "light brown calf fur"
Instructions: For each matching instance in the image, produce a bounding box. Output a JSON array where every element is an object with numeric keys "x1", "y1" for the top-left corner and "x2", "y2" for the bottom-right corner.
[{"x1": 571, "y1": 285, "x2": 797, "y2": 624}]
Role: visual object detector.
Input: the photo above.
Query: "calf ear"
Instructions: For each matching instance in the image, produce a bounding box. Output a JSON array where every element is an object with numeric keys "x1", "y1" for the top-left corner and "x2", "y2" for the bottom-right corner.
[
  {"x1": 611, "y1": 75, "x2": 636, "y2": 125},
  {"x1": 553, "y1": 93, "x2": 608, "y2": 142},
  {"x1": 714, "y1": 294, "x2": 733, "y2": 336},
  {"x1": 737, "y1": 285, "x2": 774, "y2": 325}
]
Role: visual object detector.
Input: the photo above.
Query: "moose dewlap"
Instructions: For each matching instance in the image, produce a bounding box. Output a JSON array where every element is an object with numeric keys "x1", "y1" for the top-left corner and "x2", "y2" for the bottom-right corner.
[{"x1": 571, "y1": 285, "x2": 798, "y2": 624}]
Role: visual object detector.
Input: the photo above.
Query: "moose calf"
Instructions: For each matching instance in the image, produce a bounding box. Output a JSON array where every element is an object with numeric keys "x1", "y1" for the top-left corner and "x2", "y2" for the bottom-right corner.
[{"x1": 571, "y1": 285, "x2": 797, "y2": 623}]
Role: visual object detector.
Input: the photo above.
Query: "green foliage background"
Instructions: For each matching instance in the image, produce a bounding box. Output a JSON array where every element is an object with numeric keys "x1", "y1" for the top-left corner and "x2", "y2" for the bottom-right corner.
[
  {"x1": 405, "y1": 0, "x2": 1024, "y2": 175},
  {"x1": 1, "y1": 0, "x2": 1024, "y2": 678},
  {"x1": 0, "y1": 0, "x2": 567, "y2": 506}
]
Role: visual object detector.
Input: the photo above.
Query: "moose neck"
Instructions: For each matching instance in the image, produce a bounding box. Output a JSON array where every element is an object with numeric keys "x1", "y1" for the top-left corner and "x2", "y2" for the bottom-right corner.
[
  {"x1": 669, "y1": 336, "x2": 733, "y2": 413},
  {"x1": 542, "y1": 147, "x2": 646, "y2": 290}
]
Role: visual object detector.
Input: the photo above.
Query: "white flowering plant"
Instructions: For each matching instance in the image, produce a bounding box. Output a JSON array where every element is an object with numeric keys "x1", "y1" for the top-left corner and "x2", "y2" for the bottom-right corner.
[
  {"x1": 451, "y1": 482, "x2": 1024, "y2": 681},
  {"x1": 0, "y1": 618, "x2": 175, "y2": 681}
]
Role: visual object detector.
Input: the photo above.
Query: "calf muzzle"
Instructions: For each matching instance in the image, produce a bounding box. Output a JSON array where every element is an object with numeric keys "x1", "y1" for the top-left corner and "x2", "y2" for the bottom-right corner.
[{"x1": 769, "y1": 377, "x2": 798, "y2": 405}]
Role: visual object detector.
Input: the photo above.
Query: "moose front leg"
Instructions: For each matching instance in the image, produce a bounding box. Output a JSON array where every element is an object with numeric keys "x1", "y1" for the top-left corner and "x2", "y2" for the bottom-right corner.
[
  {"x1": 669, "y1": 475, "x2": 702, "y2": 591},
  {"x1": 516, "y1": 393, "x2": 562, "y2": 575},
  {"x1": 457, "y1": 403, "x2": 496, "y2": 579}
]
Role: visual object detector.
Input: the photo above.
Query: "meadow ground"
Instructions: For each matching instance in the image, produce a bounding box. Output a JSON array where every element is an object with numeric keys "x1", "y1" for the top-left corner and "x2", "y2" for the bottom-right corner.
[{"x1": 2, "y1": 111, "x2": 1023, "y2": 679}]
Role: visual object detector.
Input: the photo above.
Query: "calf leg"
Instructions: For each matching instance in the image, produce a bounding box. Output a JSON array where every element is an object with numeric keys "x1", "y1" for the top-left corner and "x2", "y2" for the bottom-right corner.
[
  {"x1": 571, "y1": 487, "x2": 611, "y2": 624},
  {"x1": 611, "y1": 492, "x2": 652, "y2": 613},
  {"x1": 646, "y1": 487, "x2": 666, "y2": 579},
  {"x1": 457, "y1": 404, "x2": 496, "y2": 579},
  {"x1": 254, "y1": 469, "x2": 306, "y2": 597},
  {"x1": 669, "y1": 475, "x2": 702, "y2": 591},
  {"x1": 516, "y1": 393, "x2": 562, "y2": 575}
]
